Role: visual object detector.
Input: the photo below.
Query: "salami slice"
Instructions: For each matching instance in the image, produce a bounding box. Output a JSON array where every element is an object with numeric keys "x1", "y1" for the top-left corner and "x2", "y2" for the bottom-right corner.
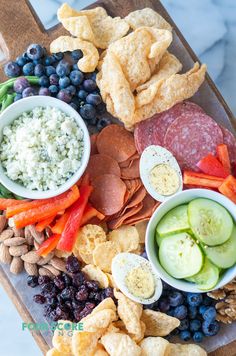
[
  {"x1": 220, "y1": 126, "x2": 236, "y2": 164},
  {"x1": 86, "y1": 154, "x2": 121, "y2": 182},
  {"x1": 164, "y1": 112, "x2": 223, "y2": 171},
  {"x1": 134, "y1": 101, "x2": 204, "y2": 154}
]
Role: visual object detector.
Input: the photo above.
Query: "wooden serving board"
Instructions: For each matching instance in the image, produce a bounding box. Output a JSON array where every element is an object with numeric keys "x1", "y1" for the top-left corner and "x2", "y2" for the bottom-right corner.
[{"x1": 0, "y1": 1, "x2": 236, "y2": 355}]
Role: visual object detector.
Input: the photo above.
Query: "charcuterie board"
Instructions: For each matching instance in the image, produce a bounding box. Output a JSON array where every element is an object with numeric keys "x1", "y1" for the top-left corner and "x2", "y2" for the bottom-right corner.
[{"x1": 0, "y1": 1, "x2": 236, "y2": 355}]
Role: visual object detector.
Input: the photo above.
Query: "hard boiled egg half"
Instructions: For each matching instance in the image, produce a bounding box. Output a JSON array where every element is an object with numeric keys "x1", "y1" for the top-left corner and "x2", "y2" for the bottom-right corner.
[
  {"x1": 140, "y1": 145, "x2": 183, "y2": 202},
  {"x1": 112, "y1": 252, "x2": 163, "y2": 304}
]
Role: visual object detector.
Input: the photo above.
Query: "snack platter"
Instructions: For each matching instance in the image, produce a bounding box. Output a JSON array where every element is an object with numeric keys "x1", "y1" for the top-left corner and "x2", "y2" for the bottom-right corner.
[{"x1": 0, "y1": 0, "x2": 236, "y2": 355}]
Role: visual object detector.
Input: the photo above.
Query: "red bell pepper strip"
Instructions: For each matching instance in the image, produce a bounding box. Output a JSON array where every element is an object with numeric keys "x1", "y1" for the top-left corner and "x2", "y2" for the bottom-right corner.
[
  {"x1": 217, "y1": 144, "x2": 231, "y2": 175},
  {"x1": 35, "y1": 215, "x2": 57, "y2": 232},
  {"x1": 57, "y1": 185, "x2": 93, "y2": 252},
  {"x1": 13, "y1": 185, "x2": 80, "y2": 229},
  {"x1": 51, "y1": 211, "x2": 70, "y2": 234},
  {"x1": 37, "y1": 234, "x2": 61, "y2": 257},
  {"x1": 183, "y1": 171, "x2": 224, "y2": 189},
  {"x1": 0, "y1": 198, "x2": 27, "y2": 210},
  {"x1": 81, "y1": 203, "x2": 105, "y2": 226},
  {"x1": 196, "y1": 154, "x2": 229, "y2": 178},
  {"x1": 219, "y1": 175, "x2": 236, "y2": 204}
]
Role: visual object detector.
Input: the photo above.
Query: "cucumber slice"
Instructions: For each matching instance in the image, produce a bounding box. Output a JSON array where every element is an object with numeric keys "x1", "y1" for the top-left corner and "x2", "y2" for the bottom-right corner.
[
  {"x1": 188, "y1": 198, "x2": 233, "y2": 246},
  {"x1": 204, "y1": 225, "x2": 236, "y2": 268},
  {"x1": 159, "y1": 232, "x2": 203, "y2": 279},
  {"x1": 156, "y1": 233, "x2": 165, "y2": 247},
  {"x1": 156, "y1": 205, "x2": 190, "y2": 237},
  {"x1": 185, "y1": 258, "x2": 219, "y2": 290}
]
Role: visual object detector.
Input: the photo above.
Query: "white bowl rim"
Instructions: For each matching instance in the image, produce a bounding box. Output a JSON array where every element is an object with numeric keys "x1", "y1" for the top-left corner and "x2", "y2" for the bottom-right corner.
[
  {"x1": 146, "y1": 188, "x2": 236, "y2": 293},
  {"x1": 0, "y1": 96, "x2": 90, "y2": 199}
]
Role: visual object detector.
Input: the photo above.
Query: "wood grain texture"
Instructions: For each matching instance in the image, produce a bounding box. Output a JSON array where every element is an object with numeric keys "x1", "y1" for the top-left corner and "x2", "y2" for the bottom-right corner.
[{"x1": 0, "y1": 0, "x2": 236, "y2": 355}]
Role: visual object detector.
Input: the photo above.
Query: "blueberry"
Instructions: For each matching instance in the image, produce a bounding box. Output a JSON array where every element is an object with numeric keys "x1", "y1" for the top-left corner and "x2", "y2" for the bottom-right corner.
[
  {"x1": 199, "y1": 305, "x2": 208, "y2": 316},
  {"x1": 79, "y1": 104, "x2": 96, "y2": 120},
  {"x1": 202, "y1": 296, "x2": 213, "y2": 306},
  {"x1": 70, "y1": 70, "x2": 84, "y2": 86},
  {"x1": 49, "y1": 85, "x2": 59, "y2": 95},
  {"x1": 167, "y1": 308, "x2": 175, "y2": 317},
  {"x1": 57, "y1": 89, "x2": 72, "y2": 103},
  {"x1": 53, "y1": 52, "x2": 64, "y2": 61},
  {"x1": 4, "y1": 61, "x2": 21, "y2": 77},
  {"x1": 97, "y1": 103, "x2": 106, "y2": 114},
  {"x1": 83, "y1": 79, "x2": 97, "y2": 92},
  {"x1": 39, "y1": 75, "x2": 50, "y2": 87},
  {"x1": 186, "y1": 293, "x2": 203, "y2": 307},
  {"x1": 49, "y1": 73, "x2": 59, "y2": 86},
  {"x1": 27, "y1": 44, "x2": 44, "y2": 60},
  {"x1": 169, "y1": 291, "x2": 184, "y2": 307},
  {"x1": 189, "y1": 319, "x2": 201, "y2": 332},
  {"x1": 27, "y1": 275, "x2": 39, "y2": 288},
  {"x1": 179, "y1": 330, "x2": 191, "y2": 341},
  {"x1": 22, "y1": 62, "x2": 34, "y2": 76},
  {"x1": 56, "y1": 60, "x2": 71, "y2": 77},
  {"x1": 45, "y1": 65, "x2": 56, "y2": 76},
  {"x1": 59, "y1": 76, "x2": 70, "y2": 89},
  {"x1": 16, "y1": 55, "x2": 27, "y2": 67},
  {"x1": 86, "y1": 93, "x2": 102, "y2": 106},
  {"x1": 70, "y1": 103, "x2": 78, "y2": 111},
  {"x1": 193, "y1": 331, "x2": 204, "y2": 343},
  {"x1": 77, "y1": 89, "x2": 88, "y2": 100},
  {"x1": 158, "y1": 298, "x2": 170, "y2": 313},
  {"x1": 97, "y1": 117, "x2": 111, "y2": 131},
  {"x1": 202, "y1": 306, "x2": 216, "y2": 322},
  {"x1": 85, "y1": 72, "x2": 97, "y2": 81},
  {"x1": 34, "y1": 63, "x2": 45, "y2": 77},
  {"x1": 39, "y1": 87, "x2": 51, "y2": 96},
  {"x1": 71, "y1": 50, "x2": 83, "y2": 60},
  {"x1": 173, "y1": 305, "x2": 188, "y2": 320},
  {"x1": 66, "y1": 85, "x2": 76, "y2": 96},
  {"x1": 33, "y1": 59, "x2": 44, "y2": 65},
  {"x1": 73, "y1": 63, "x2": 79, "y2": 70},
  {"x1": 14, "y1": 93, "x2": 22, "y2": 102},
  {"x1": 178, "y1": 318, "x2": 189, "y2": 331},
  {"x1": 22, "y1": 87, "x2": 36, "y2": 98},
  {"x1": 13, "y1": 77, "x2": 30, "y2": 94},
  {"x1": 188, "y1": 305, "x2": 198, "y2": 319},
  {"x1": 44, "y1": 56, "x2": 56, "y2": 66},
  {"x1": 202, "y1": 320, "x2": 220, "y2": 336}
]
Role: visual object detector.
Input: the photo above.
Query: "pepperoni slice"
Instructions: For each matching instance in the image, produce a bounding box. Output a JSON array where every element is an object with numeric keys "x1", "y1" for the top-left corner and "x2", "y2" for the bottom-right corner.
[
  {"x1": 86, "y1": 154, "x2": 121, "y2": 182},
  {"x1": 90, "y1": 133, "x2": 98, "y2": 155},
  {"x1": 90, "y1": 174, "x2": 126, "y2": 215},
  {"x1": 220, "y1": 126, "x2": 236, "y2": 164},
  {"x1": 164, "y1": 112, "x2": 223, "y2": 171},
  {"x1": 97, "y1": 124, "x2": 136, "y2": 162},
  {"x1": 121, "y1": 158, "x2": 140, "y2": 179}
]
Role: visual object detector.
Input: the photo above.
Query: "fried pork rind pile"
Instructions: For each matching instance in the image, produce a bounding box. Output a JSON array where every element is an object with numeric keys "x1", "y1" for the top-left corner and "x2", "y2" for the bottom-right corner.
[{"x1": 47, "y1": 293, "x2": 206, "y2": 356}]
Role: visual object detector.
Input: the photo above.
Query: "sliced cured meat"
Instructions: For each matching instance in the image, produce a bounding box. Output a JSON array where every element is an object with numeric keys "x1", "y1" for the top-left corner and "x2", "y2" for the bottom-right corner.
[
  {"x1": 119, "y1": 153, "x2": 140, "y2": 168},
  {"x1": 164, "y1": 112, "x2": 223, "y2": 171},
  {"x1": 97, "y1": 124, "x2": 136, "y2": 162},
  {"x1": 220, "y1": 126, "x2": 236, "y2": 164},
  {"x1": 134, "y1": 101, "x2": 204, "y2": 154},
  {"x1": 124, "y1": 195, "x2": 157, "y2": 225},
  {"x1": 121, "y1": 158, "x2": 140, "y2": 179},
  {"x1": 90, "y1": 174, "x2": 126, "y2": 216},
  {"x1": 107, "y1": 202, "x2": 143, "y2": 230},
  {"x1": 86, "y1": 154, "x2": 121, "y2": 182}
]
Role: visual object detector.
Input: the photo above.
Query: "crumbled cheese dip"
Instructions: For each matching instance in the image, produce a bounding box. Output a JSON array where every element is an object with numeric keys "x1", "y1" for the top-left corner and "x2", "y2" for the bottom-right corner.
[
  {"x1": 125, "y1": 265, "x2": 155, "y2": 299},
  {"x1": 0, "y1": 106, "x2": 84, "y2": 191},
  {"x1": 149, "y1": 163, "x2": 180, "y2": 196}
]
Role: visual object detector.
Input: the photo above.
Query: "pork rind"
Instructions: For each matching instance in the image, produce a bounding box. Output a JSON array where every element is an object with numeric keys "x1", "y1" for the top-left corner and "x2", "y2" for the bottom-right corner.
[
  {"x1": 93, "y1": 344, "x2": 109, "y2": 356},
  {"x1": 140, "y1": 337, "x2": 169, "y2": 356},
  {"x1": 82, "y1": 264, "x2": 109, "y2": 288},
  {"x1": 166, "y1": 343, "x2": 207, "y2": 356},
  {"x1": 81, "y1": 309, "x2": 117, "y2": 333},
  {"x1": 52, "y1": 320, "x2": 73, "y2": 354},
  {"x1": 46, "y1": 348, "x2": 68, "y2": 356},
  {"x1": 135, "y1": 221, "x2": 148, "y2": 244},
  {"x1": 91, "y1": 297, "x2": 117, "y2": 314},
  {"x1": 72, "y1": 331, "x2": 99, "y2": 356},
  {"x1": 108, "y1": 225, "x2": 139, "y2": 252},
  {"x1": 101, "y1": 332, "x2": 141, "y2": 356},
  {"x1": 50, "y1": 36, "x2": 99, "y2": 72},
  {"x1": 125, "y1": 8, "x2": 172, "y2": 31},
  {"x1": 141, "y1": 310, "x2": 180, "y2": 337}
]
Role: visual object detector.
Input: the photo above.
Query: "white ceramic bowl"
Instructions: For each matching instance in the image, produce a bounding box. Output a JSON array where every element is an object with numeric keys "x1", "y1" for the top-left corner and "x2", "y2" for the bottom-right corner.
[
  {"x1": 0, "y1": 96, "x2": 90, "y2": 199},
  {"x1": 146, "y1": 189, "x2": 236, "y2": 293}
]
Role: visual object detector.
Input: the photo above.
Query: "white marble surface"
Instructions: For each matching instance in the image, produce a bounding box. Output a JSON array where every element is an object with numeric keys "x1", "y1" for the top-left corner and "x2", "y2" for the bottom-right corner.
[{"x1": 0, "y1": 1, "x2": 236, "y2": 355}]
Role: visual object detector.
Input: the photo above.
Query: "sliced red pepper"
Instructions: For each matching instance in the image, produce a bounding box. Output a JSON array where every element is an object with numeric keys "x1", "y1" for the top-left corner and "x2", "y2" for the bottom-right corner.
[
  {"x1": 13, "y1": 185, "x2": 80, "y2": 229},
  {"x1": 183, "y1": 171, "x2": 224, "y2": 189},
  {"x1": 219, "y1": 175, "x2": 236, "y2": 204},
  {"x1": 0, "y1": 198, "x2": 27, "y2": 210},
  {"x1": 35, "y1": 215, "x2": 57, "y2": 232},
  {"x1": 217, "y1": 144, "x2": 231, "y2": 175},
  {"x1": 37, "y1": 234, "x2": 61, "y2": 257},
  {"x1": 57, "y1": 185, "x2": 93, "y2": 252},
  {"x1": 81, "y1": 203, "x2": 105, "y2": 226},
  {"x1": 51, "y1": 211, "x2": 70, "y2": 234},
  {"x1": 196, "y1": 154, "x2": 229, "y2": 178}
]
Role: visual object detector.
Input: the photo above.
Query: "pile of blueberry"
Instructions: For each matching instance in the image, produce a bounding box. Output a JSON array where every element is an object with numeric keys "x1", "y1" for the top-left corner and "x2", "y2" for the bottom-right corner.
[
  {"x1": 27, "y1": 256, "x2": 115, "y2": 322},
  {"x1": 4, "y1": 43, "x2": 111, "y2": 131},
  {"x1": 145, "y1": 282, "x2": 220, "y2": 343}
]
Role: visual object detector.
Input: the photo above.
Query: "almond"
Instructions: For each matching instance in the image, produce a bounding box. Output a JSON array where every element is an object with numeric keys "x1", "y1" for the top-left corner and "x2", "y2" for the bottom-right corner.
[
  {"x1": 0, "y1": 215, "x2": 7, "y2": 233},
  {"x1": 34, "y1": 240, "x2": 40, "y2": 250},
  {"x1": 10, "y1": 257, "x2": 23, "y2": 274},
  {"x1": 38, "y1": 267, "x2": 54, "y2": 278},
  {"x1": 12, "y1": 226, "x2": 24, "y2": 237},
  {"x1": 4, "y1": 237, "x2": 26, "y2": 247},
  {"x1": 0, "y1": 229, "x2": 14, "y2": 242},
  {"x1": 24, "y1": 225, "x2": 32, "y2": 239},
  {"x1": 43, "y1": 264, "x2": 60, "y2": 276},
  {"x1": 28, "y1": 225, "x2": 44, "y2": 244},
  {"x1": 0, "y1": 244, "x2": 12, "y2": 264},
  {"x1": 21, "y1": 250, "x2": 41, "y2": 263},
  {"x1": 25, "y1": 235, "x2": 34, "y2": 246},
  {"x1": 9, "y1": 244, "x2": 28, "y2": 257},
  {"x1": 50, "y1": 257, "x2": 66, "y2": 272},
  {"x1": 37, "y1": 252, "x2": 54, "y2": 266},
  {"x1": 24, "y1": 262, "x2": 38, "y2": 276}
]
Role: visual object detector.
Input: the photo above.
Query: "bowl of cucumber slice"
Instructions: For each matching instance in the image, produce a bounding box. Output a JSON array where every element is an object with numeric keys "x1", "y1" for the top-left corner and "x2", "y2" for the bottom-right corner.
[{"x1": 146, "y1": 188, "x2": 236, "y2": 293}]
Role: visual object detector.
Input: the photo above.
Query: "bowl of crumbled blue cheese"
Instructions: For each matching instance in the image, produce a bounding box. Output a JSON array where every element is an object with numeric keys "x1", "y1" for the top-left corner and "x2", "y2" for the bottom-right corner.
[{"x1": 0, "y1": 96, "x2": 90, "y2": 199}]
